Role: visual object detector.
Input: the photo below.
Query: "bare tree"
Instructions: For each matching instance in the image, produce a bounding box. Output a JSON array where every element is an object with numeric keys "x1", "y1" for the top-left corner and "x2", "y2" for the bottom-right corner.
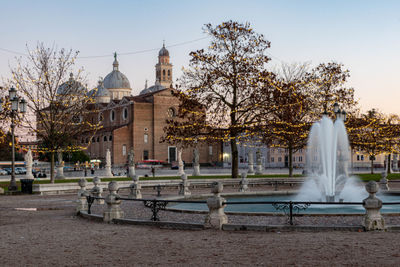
[
  {"x1": 261, "y1": 62, "x2": 314, "y2": 176},
  {"x1": 10, "y1": 43, "x2": 101, "y2": 182},
  {"x1": 310, "y1": 62, "x2": 357, "y2": 117},
  {"x1": 178, "y1": 21, "x2": 274, "y2": 178}
]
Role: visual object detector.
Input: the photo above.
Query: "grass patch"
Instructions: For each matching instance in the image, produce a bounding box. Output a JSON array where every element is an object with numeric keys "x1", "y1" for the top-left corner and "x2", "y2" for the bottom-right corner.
[{"x1": 355, "y1": 173, "x2": 400, "y2": 182}]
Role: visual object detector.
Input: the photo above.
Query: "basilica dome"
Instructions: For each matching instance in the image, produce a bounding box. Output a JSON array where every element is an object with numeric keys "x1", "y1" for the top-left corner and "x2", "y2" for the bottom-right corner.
[
  {"x1": 103, "y1": 54, "x2": 131, "y2": 89},
  {"x1": 139, "y1": 80, "x2": 165, "y2": 95},
  {"x1": 87, "y1": 79, "x2": 110, "y2": 97},
  {"x1": 57, "y1": 73, "x2": 86, "y2": 96}
]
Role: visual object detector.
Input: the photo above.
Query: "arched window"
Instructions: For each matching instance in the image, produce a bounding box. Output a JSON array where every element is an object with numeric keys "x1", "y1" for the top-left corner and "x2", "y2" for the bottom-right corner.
[
  {"x1": 104, "y1": 136, "x2": 107, "y2": 142},
  {"x1": 97, "y1": 136, "x2": 100, "y2": 142},
  {"x1": 110, "y1": 110, "x2": 115, "y2": 122},
  {"x1": 109, "y1": 135, "x2": 112, "y2": 141},
  {"x1": 168, "y1": 70, "x2": 170, "y2": 76},
  {"x1": 163, "y1": 69, "x2": 166, "y2": 80},
  {"x1": 167, "y1": 107, "x2": 176, "y2": 118},
  {"x1": 122, "y1": 107, "x2": 128, "y2": 120}
]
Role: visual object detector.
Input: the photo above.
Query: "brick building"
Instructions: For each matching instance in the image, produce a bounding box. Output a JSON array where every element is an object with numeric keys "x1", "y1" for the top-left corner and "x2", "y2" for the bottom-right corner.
[{"x1": 82, "y1": 45, "x2": 221, "y2": 166}]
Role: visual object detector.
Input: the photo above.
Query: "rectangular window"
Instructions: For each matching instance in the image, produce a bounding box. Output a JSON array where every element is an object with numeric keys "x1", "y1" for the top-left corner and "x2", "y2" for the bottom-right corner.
[
  {"x1": 278, "y1": 157, "x2": 282, "y2": 162},
  {"x1": 271, "y1": 157, "x2": 274, "y2": 162},
  {"x1": 143, "y1": 150, "x2": 149, "y2": 160},
  {"x1": 144, "y1": 134, "x2": 148, "y2": 143},
  {"x1": 357, "y1": 155, "x2": 360, "y2": 161},
  {"x1": 361, "y1": 155, "x2": 364, "y2": 161},
  {"x1": 299, "y1": 156, "x2": 303, "y2": 162},
  {"x1": 209, "y1": 146, "x2": 213, "y2": 156},
  {"x1": 122, "y1": 145, "x2": 126, "y2": 156}
]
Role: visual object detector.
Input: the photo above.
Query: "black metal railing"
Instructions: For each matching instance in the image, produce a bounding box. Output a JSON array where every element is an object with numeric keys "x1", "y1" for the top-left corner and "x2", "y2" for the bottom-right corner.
[
  {"x1": 118, "y1": 197, "x2": 207, "y2": 221},
  {"x1": 85, "y1": 194, "x2": 400, "y2": 225}
]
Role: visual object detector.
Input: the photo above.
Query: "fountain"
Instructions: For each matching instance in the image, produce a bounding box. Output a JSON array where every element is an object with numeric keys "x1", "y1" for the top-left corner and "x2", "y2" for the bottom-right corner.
[
  {"x1": 169, "y1": 116, "x2": 397, "y2": 214},
  {"x1": 298, "y1": 115, "x2": 365, "y2": 202}
]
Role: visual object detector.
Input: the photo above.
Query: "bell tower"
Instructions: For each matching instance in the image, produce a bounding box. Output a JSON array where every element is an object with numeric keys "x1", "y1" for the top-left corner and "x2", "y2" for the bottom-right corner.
[{"x1": 156, "y1": 42, "x2": 173, "y2": 88}]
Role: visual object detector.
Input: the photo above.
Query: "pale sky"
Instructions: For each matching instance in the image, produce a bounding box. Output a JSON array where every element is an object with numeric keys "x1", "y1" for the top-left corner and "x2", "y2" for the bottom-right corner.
[{"x1": 1, "y1": 0, "x2": 399, "y2": 114}]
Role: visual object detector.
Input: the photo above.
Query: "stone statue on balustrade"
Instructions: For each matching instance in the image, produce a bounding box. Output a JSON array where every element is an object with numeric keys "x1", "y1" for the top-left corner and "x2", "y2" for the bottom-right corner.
[
  {"x1": 24, "y1": 148, "x2": 34, "y2": 179},
  {"x1": 104, "y1": 149, "x2": 113, "y2": 177},
  {"x1": 128, "y1": 147, "x2": 135, "y2": 178},
  {"x1": 192, "y1": 148, "x2": 200, "y2": 176},
  {"x1": 55, "y1": 150, "x2": 65, "y2": 179}
]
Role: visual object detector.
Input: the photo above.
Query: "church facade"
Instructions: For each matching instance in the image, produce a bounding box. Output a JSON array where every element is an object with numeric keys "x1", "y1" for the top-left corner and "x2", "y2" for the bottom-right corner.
[{"x1": 81, "y1": 45, "x2": 221, "y2": 166}]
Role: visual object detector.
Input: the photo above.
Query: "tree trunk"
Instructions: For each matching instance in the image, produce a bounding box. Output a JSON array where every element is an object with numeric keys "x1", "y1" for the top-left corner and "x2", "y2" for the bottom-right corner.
[
  {"x1": 288, "y1": 145, "x2": 293, "y2": 177},
  {"x1": 387, "y1": 153, "x2": 391, "y2": 174},
  {"x1": 50, "y1": 152, "x2": 55, "y2": 183},
  {"x1": 370, "y1": 158, "x2": 374, "y2": 174},
  {"x1": 231, "y1": 138, "x2": 239, "y2": 178}
]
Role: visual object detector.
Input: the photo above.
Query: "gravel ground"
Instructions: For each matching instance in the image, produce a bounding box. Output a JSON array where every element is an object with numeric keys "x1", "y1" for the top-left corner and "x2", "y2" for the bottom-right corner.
[{"x1": 2, "y1": 186, "x2": 400, "y2": 266}]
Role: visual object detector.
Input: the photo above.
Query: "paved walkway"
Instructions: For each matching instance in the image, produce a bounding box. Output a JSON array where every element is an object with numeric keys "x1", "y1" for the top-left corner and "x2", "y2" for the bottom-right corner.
[{"x1": 1, "y1": 190, "x2": 400, "y2": 266}]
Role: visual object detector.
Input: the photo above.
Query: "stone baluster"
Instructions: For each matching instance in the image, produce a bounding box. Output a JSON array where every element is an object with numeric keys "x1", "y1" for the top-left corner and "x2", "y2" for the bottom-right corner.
[
  {"x1": 91, "y1": 176, "x2": 104, "y2": 204},
  {"x1": 205, "y1": 182, "x2": 228, "y2": 229},
  {"x1": 76, "y1": 178, "x2": 89, "y2": 214},
  {"x1": 239, "y1": 172, "x2": 249, "y2": 192},
  {"x1": 363, "y1": 181, "x2": 385, "y2": 231},
  {"x1": 179, "y1": 174, "x2": 191, "y2": 196},
  {"x1": 129, "y1": 175, "x2": 142, "y2": 199},
  {"x1": 379, "y1": 171, "x2": 389, "y2": 191},
  {"x1": 103, "y1": 181, "x2": 124, "y2": 222}
]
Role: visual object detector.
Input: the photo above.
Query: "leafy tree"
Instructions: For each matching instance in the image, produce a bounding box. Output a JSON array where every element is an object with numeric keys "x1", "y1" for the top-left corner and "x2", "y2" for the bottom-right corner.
[
  {"x1": 175, "y1": 21, "x2": 273, "y2": 177},
  {"x1": 9, "y1": 43, "x2": 101, "y2": 182}
]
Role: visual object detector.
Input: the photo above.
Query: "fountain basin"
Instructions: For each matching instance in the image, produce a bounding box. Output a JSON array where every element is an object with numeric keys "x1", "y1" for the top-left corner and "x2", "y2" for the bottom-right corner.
[{"x1": 167, "y1": 192, "x2": 400, "y2": 215}]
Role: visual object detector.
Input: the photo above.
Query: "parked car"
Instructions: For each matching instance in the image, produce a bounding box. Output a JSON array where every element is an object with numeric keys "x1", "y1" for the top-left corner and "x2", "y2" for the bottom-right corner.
[
  {"x1": 15, "y1": 167, "x2": 27, "y2": 174},
  {"x1": 0, "y1": 168, "x2": 7, "y2": 175},
  {"x1": 171, "y1": 161, "x2": 185, "y2": 170},
  {"x1": 3, "y1": 168, "x2": 12, "y2": 175},
  {"x1": 136, "y1": 159, "x2": 165, "y2": 169},
  {"x1": 63, "y1": 166, "x2": 74, "y2": 172},
  {"x1": 33, "y1": 169, "x2": 47, "y2": 178}
]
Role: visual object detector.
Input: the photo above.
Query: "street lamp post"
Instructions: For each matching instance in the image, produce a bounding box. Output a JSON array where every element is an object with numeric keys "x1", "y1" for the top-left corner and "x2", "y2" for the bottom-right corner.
[
  {"x1": 333, "y1": 102, "x2": 347, "y2": 121},
  {"x1": 2, "y1": 87, "x2": 27, "y2": 191}
]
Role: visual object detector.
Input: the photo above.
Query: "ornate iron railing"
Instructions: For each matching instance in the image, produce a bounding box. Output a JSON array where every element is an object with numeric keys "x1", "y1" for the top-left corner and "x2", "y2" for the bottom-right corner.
[{"x1": 85, "y1": 194, "x2": 400, "y2": 225}]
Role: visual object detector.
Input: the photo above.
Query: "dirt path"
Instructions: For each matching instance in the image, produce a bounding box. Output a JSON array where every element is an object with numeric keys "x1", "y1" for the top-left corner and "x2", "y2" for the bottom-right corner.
[{"x1": 1, "y1": 194, "x2": 400, "y2": 266}]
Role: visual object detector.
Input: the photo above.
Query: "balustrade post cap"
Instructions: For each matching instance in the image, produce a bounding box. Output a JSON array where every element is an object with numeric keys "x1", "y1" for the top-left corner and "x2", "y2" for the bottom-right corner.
[
  {"x1": 211, "y1": 182, "x2": 223, "y2": 194},
  {"x1": 241, "y1": 173, "x2": 247, "y2": 179},
  {"x1": 181, "y1": 174, "x2": 187, "y2": 180},
  {"x1": 108, "y1": 181, "x2": 118, "y2": 192},
  {"x1": 93, "y1": 176, "x2": 101, "y2": 185},
  {"x1": 132, "y1": 175, "x2": 138, "y2": 182},
  {"x1": 78, "y1": 178, "x2": 87, "y2": 188},
  {"x1": 366, "y1": 181, "x2": 379, "y2": 194},
  {"x1": 381, "y1": 171, "x2": 387, "y2": 179}
]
